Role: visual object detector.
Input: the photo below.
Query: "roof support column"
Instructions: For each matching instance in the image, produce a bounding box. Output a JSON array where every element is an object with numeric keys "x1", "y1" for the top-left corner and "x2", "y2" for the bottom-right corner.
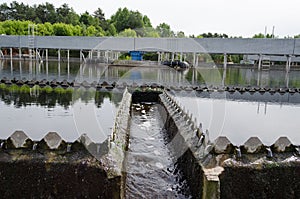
[
  {"x1": 67, "y1": 50, "x2": 70, "y2": 63},
  {"x1": 222, "y1": 68, "x2": 226, "y2": 87},
  {"x1": 19, "y1": 48, "x2": 22, "y2": 59},
  {"x1": 58, "y1": 49, "x2": 61, "y2": 62},
  {"x1": 10, "y1": 48, "x2": 13, "y2": 61},
  {"x1": 258, "y1": 54, "x2": 262, "y2": 70},
  {"x1": 19, "y1": 60, "x2": 22, "y2": 79},
  {"x1": 285, "y1": 71, "x2": 290, "y2": 88},
  {"x1": 286, "y1": 55, "x2": 291, "y2": 73},
  {"x1": 35, "y1": 48, "x2": 39, "y2": 61},
  {"x1": 158, "y1": 52, "x2": 161, "y2": 63},
  {"x1": 45, "y1": 49, "x2": 48, "y2": 62},
  {"x1": 193, "y1": 53, "x2": 196, "y2": 67},
  {"x1": 58, "y1": 61, "x2": 61, "y2": 78},
  {"x1": 46, "y1": 60, "x2": 48, "y2": 78},
  {"x1": 223, "y1": 53, "x2": 227, "y2": 69}
]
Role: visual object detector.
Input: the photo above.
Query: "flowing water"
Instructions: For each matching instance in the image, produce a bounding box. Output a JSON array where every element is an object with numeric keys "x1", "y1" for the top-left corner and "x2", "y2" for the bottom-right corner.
[{"x1": 125, "y1": 103, "x2": 191, "y2": 198}]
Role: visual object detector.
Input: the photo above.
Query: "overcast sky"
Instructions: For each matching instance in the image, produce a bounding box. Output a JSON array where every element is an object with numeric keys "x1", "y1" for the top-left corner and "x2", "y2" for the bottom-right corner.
[{"x1": 4, "y1": 0, "x2": 300, "y2": 38}]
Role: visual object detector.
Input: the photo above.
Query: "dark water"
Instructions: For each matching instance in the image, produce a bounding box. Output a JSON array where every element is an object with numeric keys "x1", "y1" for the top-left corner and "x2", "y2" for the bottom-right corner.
[
  {"x1": 125, "y1": 103, "x2": 191, "y2": 198},
  {"x1": 0, "y1": 86, "x2": 121, "y2": 142}
]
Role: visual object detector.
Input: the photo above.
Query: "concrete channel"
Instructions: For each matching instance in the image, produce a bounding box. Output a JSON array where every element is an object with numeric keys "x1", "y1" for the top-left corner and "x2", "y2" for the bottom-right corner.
[{"x1": 0, "y1": 80, "x2": 300, "y2": 198}]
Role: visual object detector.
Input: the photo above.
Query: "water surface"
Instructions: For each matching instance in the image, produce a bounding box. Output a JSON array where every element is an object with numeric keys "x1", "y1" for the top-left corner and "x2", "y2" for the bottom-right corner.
[
  {"x1": 125, "y1": 103, "x2": 191, "y2": 198},
  {"x1": 173, "y1": 91, "x2": 300, "y2": 145},
  {"x1": 2, "y1": 60, "x2": 300, "y2": 88},
  {"x1": 0, "y1": 86, "x2": 121, "y2": 142}
]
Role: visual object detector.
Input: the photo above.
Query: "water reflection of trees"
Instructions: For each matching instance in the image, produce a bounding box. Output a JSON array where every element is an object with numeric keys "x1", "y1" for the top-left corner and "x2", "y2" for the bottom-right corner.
[
  {"x1": 185, "y1": 68, "x2": 300, "y2": 88},
  {"x1": 0, "y1": 85, "x2": 122, "y2": 109}
]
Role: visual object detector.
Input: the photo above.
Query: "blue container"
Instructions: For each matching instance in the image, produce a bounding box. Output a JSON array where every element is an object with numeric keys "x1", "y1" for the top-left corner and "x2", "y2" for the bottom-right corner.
[{"x1": 130, "y1": 51, "x2": 143, "y2": 61}]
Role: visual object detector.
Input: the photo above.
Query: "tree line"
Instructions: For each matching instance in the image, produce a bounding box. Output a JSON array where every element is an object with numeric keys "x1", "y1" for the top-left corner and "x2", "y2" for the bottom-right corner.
[
  {"x1": 0, "y1": 1, "x2": 176, "y2": 37},
  {"x1": 1, "y1": 1, "x2": 298, "y2": 39}
]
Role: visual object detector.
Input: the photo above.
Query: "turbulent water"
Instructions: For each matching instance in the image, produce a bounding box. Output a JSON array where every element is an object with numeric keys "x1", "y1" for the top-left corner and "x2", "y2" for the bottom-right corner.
[{"x1": 125, "y1": 103, "x2": 191, "y2": 198}]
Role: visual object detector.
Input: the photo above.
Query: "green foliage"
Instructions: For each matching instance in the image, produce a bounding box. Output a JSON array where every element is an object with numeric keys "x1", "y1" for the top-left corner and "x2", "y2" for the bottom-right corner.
[
  {"x1": 176, "y1": 31, "x2": 185, "y2": 38},
  {"x1": 143, "y1": 52, "x2": 158, "y2": 61},
  {"x1": 144, "y1": 29, "x2": 159, "y2": 38},
  {"x1": 294, "y1": 34, "x2": 300, "y2": 38},
  {"x1": 35, "y1": 3, "x2": 57, "y2": 24},
  {"x1": 253, "y1": 33, "x2": 273, "y2": 38},
  {"x1": 37, "y1": 22, "x2": 54, "y2": 36},
  {"x1": 0, "y1": 20, "x2": 31, "y2": 35},
  {"x1": 80, "y1": 11, "x2": 97, "y2": 27},
  {"x1": 86, "y1": 25, "x2": 97, "y2": 36},
  {"x1": 142, "y1": 16, "x2": 152, "y2": 27},
  {"x1": 110, "y1": 7, "x2": 152, "y2": 33},
  {"x1": 197, "y1": 32, "x2": 228, "y2": 38},
  {"x1": 107, "y1": 24, "x2": 117, "y2": 36},
  {"x1": 118, "y1": 53, "x2": 131, "y2": 60},
  {"x1": 118, "y1": 28, "x2": 137, "y2": 37},
  {"x1": 0, "y1": 2, "x2": 178, "y2": 38},
  {"x1": 53, "y1": 23, "x2": 74, "y2": 36},
  {"x1": 156, "y1": 23, "x2": 174, "y2": 37}
]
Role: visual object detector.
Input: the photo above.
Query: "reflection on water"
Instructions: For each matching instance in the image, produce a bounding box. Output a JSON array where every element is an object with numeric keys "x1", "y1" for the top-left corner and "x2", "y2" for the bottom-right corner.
[
  {"x1": 0, "y1": 60, "x2": 190, "y2": 86},
  {"x1": 2, "y1": 60, "x2": 300, "y2": 88},
  {"x1": 125, "y1": 103, "x2": 190, "y2": 198},
  {"x1": 186, "y1": 67, "x2": 300, "y2": 88},
  {"x1": 0, "y1": 86, "x2": 122, "y2": 142},
  {"x1": 174, "y1": 91, "x2": 300, "y2": 145}
]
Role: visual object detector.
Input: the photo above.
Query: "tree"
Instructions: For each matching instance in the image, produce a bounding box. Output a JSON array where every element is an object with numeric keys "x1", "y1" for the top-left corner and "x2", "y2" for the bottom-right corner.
[
  {"x1": 253, "y1": 33, "x2": 273, "y2": 38},
  {"x1": 86, "y1": 25, "x2": 97, "y2": 36},
  {"x1": 35, "y1": 3, "x2": 57, "y2": 24},
  {"x1": 37, "y1": 22, "x2": 54, "y2": 36},
  {"x1": 176, "y1": 31, "x2": 185, "y2": 38},
  {"x1": 118, "y1": 28, "x2": 137, "y2": 37},
  {"x1": 110, "y1": 8, "x2": 148, "y2": 33},
  {"x1": 93, "y1": 8, "x2": 108, "y2": 30},
  {"x1": 198, "y1": 32, "x2": 228, "y2": 38},
  {"x1": 93, "y1": 8, "x2": 105, "y2": 22},
  {"x1": 142, "y1": 15, "x2": 152, "y2": 27},
  {"x1": 107, "y1": 24, "x2": 117, "y2": 36},
  {"x1": 127, "y1": 11, "x2": 144, "y2": 30},
  {"x1": 80, "y1": 11, "x2": 96, "y2": 26},
  {"x1": 72, "y1": 25, "x2": 82, "y2": 36},
  {"x1": 96, "y1": 26, "x2": 105, "y2": 37},
  {"x1": 0, "y1": 3, "x2": 10, "y2": 21},
  {"x1": 53, "y1": 23, "x2": 74, "y2": 36},
  {"x1": 156, "y1": 23, "x2": 174, "y2": 37},
  {"x1": 294, "y1": 35, "x2": 300, "y2": 38},
  {"x1": 9, "y1": 1, "x2": 28, "y2": 20},
  {"x1": 111, "y1": 8, "x2": 130, "y2": 32},
  {"x1": 56, "y1": 4, "x2": 79, "y2": 25},
  {"x1": 142, "y1": 27, "x2": 159, "y2": 37}
]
